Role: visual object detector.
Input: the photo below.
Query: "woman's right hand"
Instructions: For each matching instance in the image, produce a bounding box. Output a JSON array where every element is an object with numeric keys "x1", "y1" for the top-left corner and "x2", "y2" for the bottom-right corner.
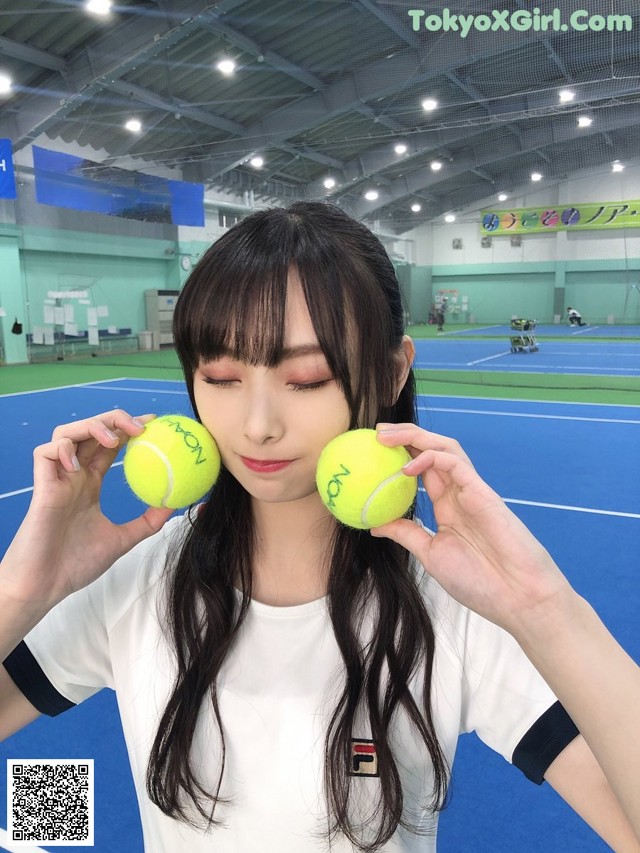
[{"x1": 1, "y1": 410, "x2": 173, "y2": 612}]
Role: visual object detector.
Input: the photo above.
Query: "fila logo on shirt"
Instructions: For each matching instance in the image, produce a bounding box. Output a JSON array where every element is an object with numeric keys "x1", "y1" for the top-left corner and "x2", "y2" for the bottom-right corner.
[{"x1": 350, "y1": 739, "x2": 379, "y2": 777}]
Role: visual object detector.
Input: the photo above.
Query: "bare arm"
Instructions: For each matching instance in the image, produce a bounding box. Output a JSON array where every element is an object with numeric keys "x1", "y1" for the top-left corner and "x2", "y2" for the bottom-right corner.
[
  {"x1": 546, "y1": 735, "x2": 640, "y2": 852},
  {"x1": 0, "y1": 410, "x2": 172, "y2": 739},
  {"x1": 523, "y1": 592, "x2": 640, "y2": 844},
  {"x1": 0, "y1": 663, "x2": 41, "y2": 741},
  {"x1": 373, "y1": 422, "x2": 640, "y2": 842}
]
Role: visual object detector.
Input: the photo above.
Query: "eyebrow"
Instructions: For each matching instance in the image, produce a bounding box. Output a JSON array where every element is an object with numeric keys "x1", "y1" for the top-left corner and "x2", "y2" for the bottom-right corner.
[
  {"x1": 203, "y1": 344, "x2": 325, "y2": 363},
  {"x1": 280, "y1": 344, "x2": 325, "y2": 361}
]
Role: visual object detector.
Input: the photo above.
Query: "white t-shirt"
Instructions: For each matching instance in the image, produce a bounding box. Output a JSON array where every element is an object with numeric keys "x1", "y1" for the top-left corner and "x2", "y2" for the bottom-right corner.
[{"x1": 6, "y1": 515, "x2": 574, "y2": 852}]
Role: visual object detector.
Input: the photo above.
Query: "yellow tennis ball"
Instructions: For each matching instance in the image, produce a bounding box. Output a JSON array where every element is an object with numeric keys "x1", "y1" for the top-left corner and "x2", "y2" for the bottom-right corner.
[
  {"x1": 315, "y1": 429, "x2": 417, "y2": 530},
  {"x1": 123, "y1": 415, "x2": 220, "y2": 509}
]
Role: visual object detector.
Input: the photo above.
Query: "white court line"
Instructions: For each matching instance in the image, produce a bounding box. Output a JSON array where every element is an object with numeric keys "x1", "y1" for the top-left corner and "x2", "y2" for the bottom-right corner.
[
  {"x1": 571, "y1": 326, "x2": 601, "y2": 335},
  {"x1": 414, "y1": 362, "x2": 477, "y2": 369},
  {"x1": 108, "y1": 376, "x2": 181, "y2": 383},
  {"x1": 539, "y1": 351, "x2": 640, "y2": 358},
  {"x1": 414, "y1": 360, "x2": 640, "y2": 373},
  {"x1": 417, "y1": 488, "x2": 638, "y2": 518},
  {"x1": 0, "y1": 462, "x2": 123, "y2": 502},
  {"x1": 420, "y1": 394, "x2": 639, "y2": 409},
  {"x1": 5, "y1": 470, "x2": 637, "y2": 519},
  {"x1": 420, "y1": 405, "x2": 640, "y2": 424},
  {"x1": 503, "y1": 498, "x2": 640, "y2": 519},
  {"x1": 1, "y1": 377, "x2": 183, "y2": 399},
  {"x1": 466, "y1": 351, "x2": 512, "y2": 366},
  {"x1": 82, "y1": 385, "x2": 186, "y2": 395},
  {"x1": 0, "y1": 827, "x2": 50, "y2": 853},
  {"x1": 438, "y1": 325, "x2": 503, "y2": 336},
  {"x1": 1, "y1": 487, "x2": 33, "y2": 499},
  {"x1": 498, "y1": 365, "x2": 640, "y2": 373},
  {"x1": 0, "y1": 378, "x2": 129, "y2": 398}
]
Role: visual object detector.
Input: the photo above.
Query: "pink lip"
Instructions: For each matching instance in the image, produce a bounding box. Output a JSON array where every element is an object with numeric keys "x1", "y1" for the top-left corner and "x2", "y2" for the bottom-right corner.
[{"x1": 240, "y1": 456, "x2": 294, "y2": 473}]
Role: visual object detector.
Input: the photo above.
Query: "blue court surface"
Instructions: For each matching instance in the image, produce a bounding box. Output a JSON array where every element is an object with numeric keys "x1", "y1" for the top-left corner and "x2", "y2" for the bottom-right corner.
[
  {"x1": 413, "y1": 337, "x2": 640, "y2": 376},
  {"x1": 1, "y1": 379, "x2": 638, "y2": 853},
  {"x1": 440, "y1": 323, "x2": 640, "y2": 338}
]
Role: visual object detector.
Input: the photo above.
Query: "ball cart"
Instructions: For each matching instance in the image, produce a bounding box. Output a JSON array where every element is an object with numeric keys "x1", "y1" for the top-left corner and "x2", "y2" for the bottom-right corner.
[{"x1": 509, "y1": 318, "x2": 538, "y2": 353}]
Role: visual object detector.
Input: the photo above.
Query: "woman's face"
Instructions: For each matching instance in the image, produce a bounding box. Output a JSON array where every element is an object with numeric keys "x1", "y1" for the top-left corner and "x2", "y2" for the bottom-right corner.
[{"x1": 193, "y1": 269, "x2": 352, "y2": 508}]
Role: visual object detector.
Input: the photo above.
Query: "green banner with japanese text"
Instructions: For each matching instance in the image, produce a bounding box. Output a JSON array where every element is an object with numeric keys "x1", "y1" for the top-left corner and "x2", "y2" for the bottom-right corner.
[{"x1": 480, "y1": 201, "x2": 640, "y2": 235}]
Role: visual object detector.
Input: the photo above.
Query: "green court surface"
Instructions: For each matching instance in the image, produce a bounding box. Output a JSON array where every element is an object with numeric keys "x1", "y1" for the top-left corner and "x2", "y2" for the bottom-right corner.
[{"x1": 1, "y1": 344, "x2": 638, "y2": 406}]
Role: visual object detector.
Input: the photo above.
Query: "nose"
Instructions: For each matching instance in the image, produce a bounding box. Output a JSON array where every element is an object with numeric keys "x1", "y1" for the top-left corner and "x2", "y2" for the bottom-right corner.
[{"x1": 242, "y1": 382, "x2": 284, "y2": 445}]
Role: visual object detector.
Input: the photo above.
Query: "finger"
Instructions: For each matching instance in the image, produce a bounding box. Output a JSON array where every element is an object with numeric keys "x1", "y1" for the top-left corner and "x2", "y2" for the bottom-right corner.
[
  {"x1": 68, "y1": 412, "x2": 149, "y2": 466},
  {"x1": 33, "y1": 437, "x2": 81, "y2": 484},
  {"x1": 376, "y1": 423, "x2": 472, "y2": 464},
  {"x1": 86, "y1": 413, "x2": 157, "y2": 477},
  {"x1": 402, "y1": 447, "x2": 472, "y2": 479},
  {"x1": 52, "y1": 410, "x2": 148, "y2": 447},
  {"x1": 371, "y1": 517, "x2": 436, "y2": 564},
  {"x1": 117, "y1": 506, "x2": 174, "y2": 553},
  {"x1": 51, "y1": 417, "x2": 118, "y2": 468},
  {"x1": 397, "y1": 448, "x2": 487, "y2": 511}
]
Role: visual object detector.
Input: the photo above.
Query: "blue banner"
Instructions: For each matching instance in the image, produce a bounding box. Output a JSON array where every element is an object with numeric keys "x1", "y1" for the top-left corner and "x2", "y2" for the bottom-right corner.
[
  {"x1": 33, "y1": 146, "x2": 204, "y2": 226},
  {"x1": 0, "y1": 139, "x2": 17, "y2": 199}
]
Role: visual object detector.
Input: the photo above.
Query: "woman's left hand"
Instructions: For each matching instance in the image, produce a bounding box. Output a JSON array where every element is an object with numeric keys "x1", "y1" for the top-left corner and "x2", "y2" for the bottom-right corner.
[{"x1": 372, "y1": 423, "x2": 573, "y2": 638}]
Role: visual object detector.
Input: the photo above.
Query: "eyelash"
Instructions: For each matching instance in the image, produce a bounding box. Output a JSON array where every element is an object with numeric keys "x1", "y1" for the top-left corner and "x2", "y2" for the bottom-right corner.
[
  {"x1": 201, "y1": 377, "x2": 330, "y2": 392},
  {"x1": 292, "y1": 380, "x2": 330, "y2": 392},
  {"x1": 202, "y1": 378, "x2": 234, "y2": 387}
]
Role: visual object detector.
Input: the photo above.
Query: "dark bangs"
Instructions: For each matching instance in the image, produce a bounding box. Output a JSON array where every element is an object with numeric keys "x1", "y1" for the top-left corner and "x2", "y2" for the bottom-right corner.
[
  {"x1": 173, "y1": 216, "x2": 291, "y2": 371},
  {"x1": 173, "y1": 202, "x2": 411, "y2": 428}
]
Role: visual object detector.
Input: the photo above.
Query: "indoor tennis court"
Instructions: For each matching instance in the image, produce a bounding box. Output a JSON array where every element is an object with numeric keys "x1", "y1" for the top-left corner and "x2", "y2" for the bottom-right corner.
[
  {"x1": 1, "y1": 1, "x2": 640, "y2": 851},
  {"x1": 1, "y1": 361, "x2": 638, "y2": 852}
]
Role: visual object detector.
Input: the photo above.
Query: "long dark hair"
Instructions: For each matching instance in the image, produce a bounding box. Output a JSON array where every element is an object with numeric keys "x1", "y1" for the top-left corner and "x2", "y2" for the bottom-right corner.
[{"x1": 146, "y1": 202, "x2": 449, "y2": 850}]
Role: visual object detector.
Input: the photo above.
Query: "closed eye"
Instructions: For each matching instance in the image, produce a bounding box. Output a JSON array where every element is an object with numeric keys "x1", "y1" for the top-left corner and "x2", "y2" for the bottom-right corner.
[
  {"x1": 201, "y1": 377, "x2": 237, "y2": 387},
  {"x1": 289, "y1": 380, "x2": 331, "y2": 391}
]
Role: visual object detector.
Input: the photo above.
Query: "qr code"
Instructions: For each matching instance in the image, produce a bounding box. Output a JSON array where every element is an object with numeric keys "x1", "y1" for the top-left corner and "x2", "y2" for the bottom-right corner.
[{"x1": 7, "y1": 759, "x2": 94, "y2": 846}]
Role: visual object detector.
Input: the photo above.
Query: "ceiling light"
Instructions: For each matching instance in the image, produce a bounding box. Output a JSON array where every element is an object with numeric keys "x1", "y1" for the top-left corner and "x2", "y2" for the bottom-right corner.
[
  {"x1": 577, "y1": 115, "x2": 592, "y2": 128},
  {"x1": 411, "y1": 203, "x2": 421, "y2": 212},
  {"x1": 531, "y1": 172, "x2": 542, "y2": 182},
  {"x1": 249, "y1": 156, "x2": 264, "y2": 168},
  {"x1": 612, "y1": 161, "x2": 624, "y2": 172},
  {"x1": 498, "y1": 192, "x2": 508, "y2": 201},
  {"x1": 323, "y1": 177, "x2": 336, "y2": 189},
  {"x1": 125, "y1": 118, "x2": 142, "y2": 133},
  {"x1": 559, "y1": 90, "x2": 575, "y2": 103},
  {"x1": 86, "y1": 0, "x2": 111, "y2": 13},
  {"x1": 422, "y1": 98, "x2": 438, "y2": 111},
  {"x1": 0, "y1": 74, "x2": 12, "y2": 94},
  {"x1": 394, "y1": 143, "x2": 407, "y2": 155},
  {"x1": 364, "y1": 190, "x2": 379, "y2": 201},
  {"x1": 216, "y1": 59, "x2": 236, "y2": 76},
  {"x1": 430, "y1": 160, "x2": 442, "y2": 171},
  {"x1": 444, "y1": 213, "x2": 456, "y2": 223}
]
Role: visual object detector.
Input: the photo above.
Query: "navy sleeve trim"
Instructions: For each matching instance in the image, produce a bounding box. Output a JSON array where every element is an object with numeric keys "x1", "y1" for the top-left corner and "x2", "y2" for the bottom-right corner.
[
  {"x1": 512, "y1": 700, "x2": 580, "y2": 784},
  {"x1": 2, "y1": 641, "x2": 76, "y2": 717}
]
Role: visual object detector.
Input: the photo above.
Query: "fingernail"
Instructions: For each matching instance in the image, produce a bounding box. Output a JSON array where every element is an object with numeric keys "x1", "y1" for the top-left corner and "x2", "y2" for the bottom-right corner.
[
  {"x1": 71, "y1": 455, "x2": 80, "y2": 471},
  {"x1": 104, "y1": 427, "x2": 118, "y2": 441},
  {"x1": 131, "y1": 418, "x2": 145, "y2": 429},
  {"x1": 377, "y1": 423, "x2": 398, "y2": 433}
]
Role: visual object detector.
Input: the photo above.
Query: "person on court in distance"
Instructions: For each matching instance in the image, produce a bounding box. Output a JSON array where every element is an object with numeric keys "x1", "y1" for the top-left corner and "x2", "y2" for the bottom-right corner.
[
  {"x1": 567, "y1": 306, "x2": 587, "y2": 326},
  {"x1": 1, "y1": 203, "x2": 639, "y2": 852}
]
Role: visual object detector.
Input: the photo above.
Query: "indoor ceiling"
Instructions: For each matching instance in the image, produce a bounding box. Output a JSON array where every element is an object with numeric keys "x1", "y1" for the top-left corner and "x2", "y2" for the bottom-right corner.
[{"x1": 1, "y1": 0, "x2": 639, "y2": 233}]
